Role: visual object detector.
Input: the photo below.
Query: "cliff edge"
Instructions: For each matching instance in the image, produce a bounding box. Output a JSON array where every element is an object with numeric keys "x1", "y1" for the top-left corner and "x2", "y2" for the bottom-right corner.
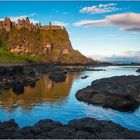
[{"x1": 0, "y1": 18, "x2": 94, "y2": 64}]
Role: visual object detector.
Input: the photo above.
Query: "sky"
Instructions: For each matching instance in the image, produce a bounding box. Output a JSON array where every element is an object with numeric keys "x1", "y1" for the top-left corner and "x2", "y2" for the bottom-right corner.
[{"x1": 0, "y1": 1, "x2": 140, "y2": 62}]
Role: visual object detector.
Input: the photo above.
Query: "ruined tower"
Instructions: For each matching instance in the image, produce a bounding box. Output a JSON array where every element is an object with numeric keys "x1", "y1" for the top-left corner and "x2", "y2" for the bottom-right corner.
[
  {"x1": 3, "y1": 17, "x2": 11, "y2": 32},
  {"x1": 0, "y1": 17, "x2": 65, "y2": 31},
  {"x1": 0, "y1": 21, "x2": 3, "y2": 29},
  {"x1": 18, "y1": 19, "x2": 25, "y2": 29},
  {"x1": 25, "y1": 17, "x2": 31, "y2": 30},
  {"x1": 48, "y1": 22, "x2": 52, "y2": 29},
  {"x1": 49, "y1": 22, "x2": 52, "y2": 26},
  {"x1": 12, "y1": 22, "x2": 17, "y2": 29}
]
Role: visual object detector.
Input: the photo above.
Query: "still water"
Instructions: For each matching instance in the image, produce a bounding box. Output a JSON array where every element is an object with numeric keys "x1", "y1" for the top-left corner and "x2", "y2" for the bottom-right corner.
[{"x1": 0, "y1": 66, "x2": 140, "y2": 130}]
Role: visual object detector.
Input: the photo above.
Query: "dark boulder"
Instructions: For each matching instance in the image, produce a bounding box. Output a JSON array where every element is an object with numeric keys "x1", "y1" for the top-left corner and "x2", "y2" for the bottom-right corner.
[
  {"x1": 75, "y1": 130, "x2": 97, "y2": 139},
  {"x1": 49, "y1": 71, "x2": 66, "y2": 82},
  {"x1": 76, "y1": 75, "x2": 140, "y2": 112},
  {"x1": 30, "y1": 82, "x2": 36, "y2": 88},
  {"x1": 0, "y1": 119, "x2": 22, "y2": 139},
  {"x1": 81, "y1": 75, "x2": 89, "y2": 79},
  {"x1": 64, "y1": 66, "x2": 106, "y2": 74},
  {"x1": 4, "y1": 80, "x2": 13, "y2": 90},
  {"x1": 86, "y1": 68, "x2": 106, "y2": 71},
  {"x1": 0, "y1": 66, "x2": 11, "y2": 76},
  {"x1": 34, "y1": 119, "x2": 63, "y2": 131},
  {"x1": 23, "y1": 76, "x2": 37, "y2": 87},
  {"x1": 20, "y1": 126, "x2": 34, "y2": 139},
  {"x1": 48, "y1": 126, "x2": 76, "y2": 139},
  {"x1": 0, "y1": 118, "x2": 140, "y2": 139},
  {"x1": 29, "y1": 71, "x2": 36, "y2": 77},
  {"x1": 11, "y1": 66, "x2": 23, "y2": 76},
  {"x1": 12, "y1": 81, "x2": 24, "y2": 94}
]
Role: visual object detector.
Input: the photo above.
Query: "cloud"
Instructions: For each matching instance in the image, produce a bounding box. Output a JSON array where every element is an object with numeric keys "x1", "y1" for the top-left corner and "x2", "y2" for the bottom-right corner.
[
  {"x1": 29, "y1": 13, "x2": 37, "y2": 16},
  {"x1": 80, "y1": 3, "x2": 119, "y2": 14},
  {"x1": 73, "y1": 12, "x2": 140, "y2": 32},
  {"x1": 73, "y1": 19, "x2": 111, "y2": 28},
  {"x1": 52, "y1": 21, "x2": 68, "y2": 26},
  {"x1": 0, "y1": 14, "x2": 39, "y2": 24},
  {"x1": 91, "y1": 51, "x2": 140, "y2": 63}
]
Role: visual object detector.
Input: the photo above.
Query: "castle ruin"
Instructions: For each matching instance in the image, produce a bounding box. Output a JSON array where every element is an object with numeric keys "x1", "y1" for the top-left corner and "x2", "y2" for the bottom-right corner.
[{"x1": 0, "y1": 17, "x2": 65, "y2": 32}]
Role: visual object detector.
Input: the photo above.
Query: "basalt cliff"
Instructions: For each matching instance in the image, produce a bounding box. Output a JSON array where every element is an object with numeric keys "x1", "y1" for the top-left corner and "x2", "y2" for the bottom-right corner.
[{"x1": 0, "y1": 17, "x2": 94, "y2": 64}]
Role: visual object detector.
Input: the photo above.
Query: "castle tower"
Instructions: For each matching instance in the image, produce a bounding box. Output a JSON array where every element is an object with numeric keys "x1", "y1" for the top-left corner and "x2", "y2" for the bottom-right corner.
[
  {"x1": 0, "y1": 21, "x2": 3, "y2": 29},
  {"x1": 30, "y1": 22, "x2": 34, "y2": 30},
  {"x1": 17, "y1": 19, "x2": 25, "y2": 29},
  {"x1": 3, "y1": 17, "x2": 11, "y2": 32},
  {"x1": 25, "y1": 17, "x2": 31, "y2": 30},
  {"x1": 49, "y1": 22, "x2": 52, "y2": 29},
  {"x1": 12, "y1": 22, "x2": 17, "y2": 29},
  {"x1": 49, "y1": 22, "x2": 52, "y2": 26},
  {"x1": 26, "y1": 17, "x2": 30, "y2": 22},
  {"x1": 39, "y1": 22, "x2": 41, "y2": 27}
]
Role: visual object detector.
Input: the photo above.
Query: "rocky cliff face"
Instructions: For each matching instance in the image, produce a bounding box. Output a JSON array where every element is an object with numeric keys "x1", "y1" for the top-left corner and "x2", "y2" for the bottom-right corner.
[{"x1": 0, "y1": 28, "x2": 94, "y2": 64}]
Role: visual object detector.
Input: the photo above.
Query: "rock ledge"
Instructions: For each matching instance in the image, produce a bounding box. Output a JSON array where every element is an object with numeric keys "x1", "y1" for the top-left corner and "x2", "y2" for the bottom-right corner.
[
  {"x1": 0, "y1": 118, "x2": 140, "y2": 139},
  {"x1": 76, "y1": 75, "x2": 140, "y2": 112}
]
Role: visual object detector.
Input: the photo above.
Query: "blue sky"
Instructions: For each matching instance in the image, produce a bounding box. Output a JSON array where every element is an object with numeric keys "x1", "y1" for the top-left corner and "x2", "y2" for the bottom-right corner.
[{"x1": 0, "y1": 1, "x2": 140, "y2": 62}]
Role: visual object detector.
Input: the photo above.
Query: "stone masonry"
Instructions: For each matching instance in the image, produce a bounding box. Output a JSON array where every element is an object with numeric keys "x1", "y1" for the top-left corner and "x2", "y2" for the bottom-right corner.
[{"x1": 0, "y1": 17, "x2": 65, "y2": 32}]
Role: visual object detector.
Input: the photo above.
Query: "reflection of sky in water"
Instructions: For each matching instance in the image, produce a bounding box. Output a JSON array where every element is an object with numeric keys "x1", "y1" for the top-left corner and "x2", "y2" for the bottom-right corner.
[{"x1": 0, "y1": 66, "x2": 140, "y2": 130}]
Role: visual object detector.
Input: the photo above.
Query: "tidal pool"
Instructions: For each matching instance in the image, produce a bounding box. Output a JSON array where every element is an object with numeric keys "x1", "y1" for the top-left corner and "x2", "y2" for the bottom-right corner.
[{"x1": 0, "y1": 66, "x2": 140, "y2": 130}]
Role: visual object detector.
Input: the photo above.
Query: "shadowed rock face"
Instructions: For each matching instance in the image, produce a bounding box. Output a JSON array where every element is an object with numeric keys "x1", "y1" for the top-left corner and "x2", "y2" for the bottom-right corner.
[
  {"x1": 76, "y1": 75, "x2": 140, "y2": 112},
  {"x1": 0, "y1": 118, "x2": 140, "y2": 139}
]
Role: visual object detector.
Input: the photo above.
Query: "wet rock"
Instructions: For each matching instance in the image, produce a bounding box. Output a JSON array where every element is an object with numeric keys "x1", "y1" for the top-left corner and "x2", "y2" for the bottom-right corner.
[
  {"x1": 81, "y1": 75, "x2": 89, "y2": 79},
  {"x1": 0, "y1": 64, "x2": 47, "y2": 92},
  {"x1": 0, "y1": 66, "x2": 11, "y2": 76},
  {"x1": 65, "y1": 67, "x2": 84, "y2": 73},
  {"x1": 12, "y1": 82, "x2": 24, "y2": 94},
  {"x1": 68, "y1": 117, "x2": 101, "y2": 132},
  {"x1": 0, "y1": 81, "x2": 2, "y2": 87},
  {"x1": 20, "y1": 126, "x2": 33, "y2": 139},
  {"x1": 48, "y1": 126, "x2": 76, "y2": 139},
  {"x1": 0, "y1": 87, "x2": 2, "y2": 94},
  {"x1": 49, "y1": 71, "x2": 66, "y2": 82},
  {"x1": 4, "y1": 80, "x2": 12, "y2": 90},
  {"x1": 75, "y1": 130, "x2": 97, "y2": 139},
  {"x1": 23, "y1": 76, "x2": 37, "y2": 87},
  {"x1": 11, "y1": 66, "x2": 23, "y2": 76},
  {"x1": 86, "y1": 68, "x2": 106, "y2": 71},
  {"x1": 29, "y1": 71, "x2": 36, "y2": 77},
  {"x1": 76, "y1": 75, "x2": 140, "y2": 112},
  {"x1": 0, "y1": 119, "x2": 20, "y2": 139},
  {"x1": 30, "y1": 82, "x2": 36, "y2": 88},
  {"x1": 31, "y1": 127, "x2": 42, "y2": 135},
  {"x1": 0, "y1": 118, "x2": 139, "y2": 139},
  {"x1": 34, "y1": 119, "x2": 63, "y2": 131},
  {"x1": 64, "y1": 66, "x2": 106, "y2": 74}
]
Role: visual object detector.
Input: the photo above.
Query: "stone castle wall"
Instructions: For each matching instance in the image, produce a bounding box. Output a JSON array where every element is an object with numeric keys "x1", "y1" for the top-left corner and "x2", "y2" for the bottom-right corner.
[{"x1": 0, "y1": 17, "x2": 65, "y2": 32}]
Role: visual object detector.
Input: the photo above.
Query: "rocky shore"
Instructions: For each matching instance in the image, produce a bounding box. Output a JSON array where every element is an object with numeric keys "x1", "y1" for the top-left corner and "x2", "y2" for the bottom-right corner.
[
  {"x1": 0, "y1": 117, "x2": 140, "y2": 139},
  {"x1": 76, "y1": 75, "x2": 140, "y2": 112},
  {"x1": 63, "y1": 66, "x2": 105, "y2": 73},
  {"x1": 0, "y1": 63, "x2": 67, "y2": 93},
  {"x1": 0, "y1": 63, "x2": 106, "y2": 94}
]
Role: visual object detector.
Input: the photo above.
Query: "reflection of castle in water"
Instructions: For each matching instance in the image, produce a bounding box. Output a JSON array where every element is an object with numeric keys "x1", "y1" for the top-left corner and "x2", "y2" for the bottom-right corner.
[{"x1": 0, "y1": 74, "x2": 80, "y2": 112}]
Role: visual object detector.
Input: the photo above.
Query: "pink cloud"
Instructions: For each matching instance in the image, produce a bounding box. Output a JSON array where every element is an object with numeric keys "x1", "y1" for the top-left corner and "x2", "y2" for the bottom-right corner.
[{"x1": 74, "y1": 13, "x2": 140, "y2": 32}]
